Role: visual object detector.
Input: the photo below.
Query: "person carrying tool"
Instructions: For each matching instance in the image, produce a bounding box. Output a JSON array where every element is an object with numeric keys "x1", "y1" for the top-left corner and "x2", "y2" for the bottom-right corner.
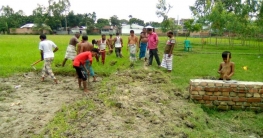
[
  {"x1": 39, "y1": 34, "x2": 59, "y2": 84},
  {"x1": 73, "y1": 48, "x2": 99, "y2": 92}
]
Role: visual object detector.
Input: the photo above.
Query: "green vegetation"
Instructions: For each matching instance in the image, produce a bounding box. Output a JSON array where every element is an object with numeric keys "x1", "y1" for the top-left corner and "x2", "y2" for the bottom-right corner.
[{"x1": 1, "y1": 35, "x2": 263, "y2": 137}]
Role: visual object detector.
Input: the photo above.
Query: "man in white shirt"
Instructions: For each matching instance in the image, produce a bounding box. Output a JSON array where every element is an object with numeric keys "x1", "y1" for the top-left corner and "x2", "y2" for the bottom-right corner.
[
  {"x1": 39, "y1": 34, "x2": 59, "y2": 84},
  {"x1": 113, "y1": 33, "x2": 123, "y2": 58}
]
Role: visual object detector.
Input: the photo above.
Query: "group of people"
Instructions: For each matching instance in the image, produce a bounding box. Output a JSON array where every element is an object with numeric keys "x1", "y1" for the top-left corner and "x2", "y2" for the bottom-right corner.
[{"x1": 38, "y1": 28, "x2": 234, "y2": 93}]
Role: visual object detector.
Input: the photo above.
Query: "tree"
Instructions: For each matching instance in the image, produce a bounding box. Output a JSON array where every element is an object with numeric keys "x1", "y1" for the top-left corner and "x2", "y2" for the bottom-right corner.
[
  {"x1": 110, "y1": 15, "x2": 120, "y2": 28},
  {"x1": 156, "y1": 0, "x2": 175, "y2": 33},
  {"x1": 183, "y1": 19, "x2": 202, "y2": 39},
  {"x1": 67, "y1": 11, "x2": 77, "y2": 27},
  {"x1": 84, "y1": 12, "x2": 96, "y2": 34},
  {"x1": 146, "y1": 22, "x2": 162, "y2": 27},
  {"x1": 0, "y1": 5, "x2": 14, "y2": 33},
  {"x1": 96, "y1": 18, "x2": 110, "y2": 29},
  {"x1": 161, "y1": 18, "x2": 176, "y2": 33},
  {"x1": 120, "y1": 19, "x2": 129, "y2": 24},
  {"x1": 156, "y1": 0, "x2": 173, "y2": 21},
  {"x1": 129, "y1": 18, "x2": 145, "y2": 26},
  {"x1": 47, "y1": 0, "x2": 71, "y2": 30},
  {"x1": 32, "y1": 4, "x2": 51, "y2": 34}
]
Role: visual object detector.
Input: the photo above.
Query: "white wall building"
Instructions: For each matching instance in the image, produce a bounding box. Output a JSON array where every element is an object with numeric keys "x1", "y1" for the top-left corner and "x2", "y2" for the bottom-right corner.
[{"x1": 121, "y1": 24, "x2": 144, "y2": 35}]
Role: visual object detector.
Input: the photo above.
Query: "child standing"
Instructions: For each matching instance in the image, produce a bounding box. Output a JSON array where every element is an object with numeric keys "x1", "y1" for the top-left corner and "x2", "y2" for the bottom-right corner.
[{"x1": 218, "y1": 51, "x2": 235, "y2": 80}]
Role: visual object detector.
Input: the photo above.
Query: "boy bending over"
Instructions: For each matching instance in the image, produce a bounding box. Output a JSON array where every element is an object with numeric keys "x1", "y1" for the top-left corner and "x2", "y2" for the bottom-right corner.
[{"x1": 73, "y1": 48, "x2": 99, "y2": 92}]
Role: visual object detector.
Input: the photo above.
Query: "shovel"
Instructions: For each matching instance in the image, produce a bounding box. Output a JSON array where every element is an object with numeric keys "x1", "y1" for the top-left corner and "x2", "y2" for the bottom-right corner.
[{"x1": 31, "y1": 59, "x2": 42, "y2": 70}]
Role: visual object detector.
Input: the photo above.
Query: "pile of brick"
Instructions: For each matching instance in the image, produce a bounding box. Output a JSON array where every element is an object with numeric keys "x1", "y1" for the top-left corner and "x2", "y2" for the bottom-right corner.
[{"x1": 189, "y1": 79, "x2": 263, "y2": 111}]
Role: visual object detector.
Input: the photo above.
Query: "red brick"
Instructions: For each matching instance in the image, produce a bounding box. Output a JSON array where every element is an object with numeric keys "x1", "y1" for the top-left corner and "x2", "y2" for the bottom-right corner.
[
  {"x1": 209, "y1": 96, "x2": 217, "y2": 100},
  {"x1": 191, "y1": 91, "x2": 199, "y2": 95},
  {"x1": 218, "y1": 96, "x2": 231, "y2": 101},
  {"x1": 259, "y1": 89, "x2": 263, "y2": 94},
  {"x1": 222, "y1": 92, "x2": 230, "y2": 96},
  {"x1": 229, "y1": 92, "x2": 237, "y2": 97},
  {"x1": 220, "y1": 88, "x2": 232, "y2": 92},
  {"x1": 235, "y1": 102, "x2": 243, "y2": 106},
  {"x1": 199, "y1": 91, "x2": 205, "y2": 95},
  {"x1": 247, "y1": 98, "x2": 261, "y2": 103},
  {"x1": 248, "y1": 88, "x2": 259, "y2": 93},
  {"x1": 232, "y1": 106, "x2": 243, "y2": 110},
  {"x1": 246, "y1": 93, "x2": 253, "y2": 98},
  {"x1": 191, "y1": 86, "x2": 203, "y2": 91},
  {"x1": 232, "y1": 88, "x2": 237, "y2": 92},
  {"x1": 217, "y1": 105, "x2": 229, "y2": 110},
  {"x1": 205, "y1": 101, "x2": 212, "y2": 104},
  {"x1": 192, "y1": 95, "x2": 203, "y2": 100},
  {"x1": 230, "y1": 84, "x2": 238, "y2": 87},
  {"x1": 239, "y1": 98, "x2": 248, "y2": 102},
  {"x1": 237, "y1": 88, "x2": 247, "y2": 93},
  {"x1": 204, "y1": 87, "x2": 215, "y2": 92},
  {"x1": 205, "y1": 92, "x2": 213, "y2": 96},
  {"x1": 223, "y1": 83, "x2": 230, "y2": 87},
  {"x1": 238, "y1": 93, "x2": 246, "y2": 97},
  {"x1": 214, "y1": 92, "x2": 222, "y2": 96},
  {"x1": 253, "y1": 93, "x2": 261, "y2": 98},
  {"x1": 214, "y1": 87, "x2": 220, "y2": 92},
  {"x1": 227, "y1": 101, "x2": 235, "y2": 106},
  {"x1": 200, "y1": 82, "x2": 208, "y2": 86},
  {"x1": 203, "y1": 95, "x2": 210, "y2": 100},
  {"x1": 232, "y1": 97, "x2": 247, "y2": 102},
  {"x1": 215, "y1": 83, "x2": 223, "y2": 87}
]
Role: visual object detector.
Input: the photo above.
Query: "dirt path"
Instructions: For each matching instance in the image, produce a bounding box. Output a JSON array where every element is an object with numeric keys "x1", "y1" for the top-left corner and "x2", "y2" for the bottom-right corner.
[{"x1": 0, "y1": 72, "x2": 98, "y2": 138}]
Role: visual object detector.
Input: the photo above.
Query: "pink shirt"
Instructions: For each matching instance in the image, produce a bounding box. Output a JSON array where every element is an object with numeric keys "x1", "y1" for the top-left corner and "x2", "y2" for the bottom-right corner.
[
  {"x1": 73, "y1": 51, "x2": 92, "y2": 67},
  {"x1": 147, "y1": 32, "x2": 159, "y2": 49}
]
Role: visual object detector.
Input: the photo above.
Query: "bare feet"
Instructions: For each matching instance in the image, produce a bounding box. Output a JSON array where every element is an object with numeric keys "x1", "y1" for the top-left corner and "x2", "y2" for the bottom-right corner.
[
  {"x1": 54, "y1": 79, "x2": 58, "y2": 84},
  {"x1": 83, "y1": 89, "x2": 88, "y2": 93}
]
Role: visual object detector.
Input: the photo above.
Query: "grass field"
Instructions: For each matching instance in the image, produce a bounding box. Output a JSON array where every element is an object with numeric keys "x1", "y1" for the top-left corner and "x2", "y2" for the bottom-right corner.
[
  {"x1": 1, "y1": 35, "x2": 263, "y2": 137},
  {"x1": 1, "y1": 35, "x2": 263, "y2": 88}
]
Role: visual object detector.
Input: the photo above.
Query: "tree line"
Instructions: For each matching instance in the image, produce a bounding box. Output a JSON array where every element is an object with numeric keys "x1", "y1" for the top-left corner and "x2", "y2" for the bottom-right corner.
[
  {"x1": 0, "y1": 0, "x2": 161, "y2": 34},
  {"x1": 189, "y1": 0, "x2": 263, "y2": 45}
]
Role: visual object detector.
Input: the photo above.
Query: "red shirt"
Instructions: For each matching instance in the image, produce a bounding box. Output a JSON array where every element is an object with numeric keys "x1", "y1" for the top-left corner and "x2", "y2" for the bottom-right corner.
[
  {"x1": 73, "y1": 51, "x2": 92, "y2": 67},
  {"x1": 147, "y1": 32, "x2": 159, "y2": 49}
]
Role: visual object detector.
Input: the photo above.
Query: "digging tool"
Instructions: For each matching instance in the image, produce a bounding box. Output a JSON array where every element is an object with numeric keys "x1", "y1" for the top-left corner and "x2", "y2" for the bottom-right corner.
[
  {"x1": 31, "y1": 59, "x2": 42, "y2": 70},
  {"x1": 83, "y1": 62, "x2": 90, "y2": 86}
]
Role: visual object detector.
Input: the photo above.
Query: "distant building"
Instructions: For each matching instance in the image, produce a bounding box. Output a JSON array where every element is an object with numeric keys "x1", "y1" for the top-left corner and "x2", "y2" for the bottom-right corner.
[
  {"x1": 101, "y1": 26, "x2": 118, "y2": 35},
  {"x1": 121, "y1": 24, "x2": 144, "y2": 35},
  {"x1": 10, "y1": 23, "x2": 49, "y2": 34}
]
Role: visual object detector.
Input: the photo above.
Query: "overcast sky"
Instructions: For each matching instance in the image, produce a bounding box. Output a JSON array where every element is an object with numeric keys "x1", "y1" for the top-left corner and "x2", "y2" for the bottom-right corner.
[{"x1": 1, "y1": 0, "x2": 196, "y2": 22}]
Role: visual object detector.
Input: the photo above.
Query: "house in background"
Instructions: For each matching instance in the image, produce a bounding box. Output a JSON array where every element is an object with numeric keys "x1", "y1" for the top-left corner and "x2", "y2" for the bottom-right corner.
[
  {"x1": 10, "y1": 23, "x2": 49, "y2": 34},
  {"x1": 101, "y1": 26, "x2": 118, "y2": 35}
]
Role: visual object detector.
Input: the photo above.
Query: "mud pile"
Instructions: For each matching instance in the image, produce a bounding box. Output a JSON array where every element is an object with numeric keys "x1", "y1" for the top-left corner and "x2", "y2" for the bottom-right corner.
[{"x1": 53, "y1": 69, "x2": 194, "y2": 138}]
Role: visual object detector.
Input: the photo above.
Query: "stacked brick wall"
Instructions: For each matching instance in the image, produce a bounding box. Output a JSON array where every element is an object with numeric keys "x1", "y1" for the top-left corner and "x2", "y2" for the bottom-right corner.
[{"x1": 189, "y1": 79, "x2": 263, "y2": 111}]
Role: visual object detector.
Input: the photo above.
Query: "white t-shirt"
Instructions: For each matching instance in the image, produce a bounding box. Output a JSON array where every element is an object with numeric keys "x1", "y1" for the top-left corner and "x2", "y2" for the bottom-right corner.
[
  {"x1": 115, "y1": 36, "x2": 122, "y2": 48},
  {"x1": 39, "y1": 40, "x2": 57, "y2": 59},
  {"x1": 99, "y1": 39, "x2": 106, "y2": 50}
]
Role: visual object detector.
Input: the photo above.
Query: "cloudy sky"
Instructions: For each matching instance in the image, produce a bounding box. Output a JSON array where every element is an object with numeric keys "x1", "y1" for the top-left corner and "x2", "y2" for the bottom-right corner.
[{"x1": 1, "y1": 0, "x2": 196, "y2": 22}]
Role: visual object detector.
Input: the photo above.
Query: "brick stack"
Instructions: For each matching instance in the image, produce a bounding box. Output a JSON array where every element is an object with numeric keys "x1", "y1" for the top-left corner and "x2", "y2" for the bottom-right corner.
[{"x1": 189, "y1": 79, "x2": 263, "y2": 111}]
